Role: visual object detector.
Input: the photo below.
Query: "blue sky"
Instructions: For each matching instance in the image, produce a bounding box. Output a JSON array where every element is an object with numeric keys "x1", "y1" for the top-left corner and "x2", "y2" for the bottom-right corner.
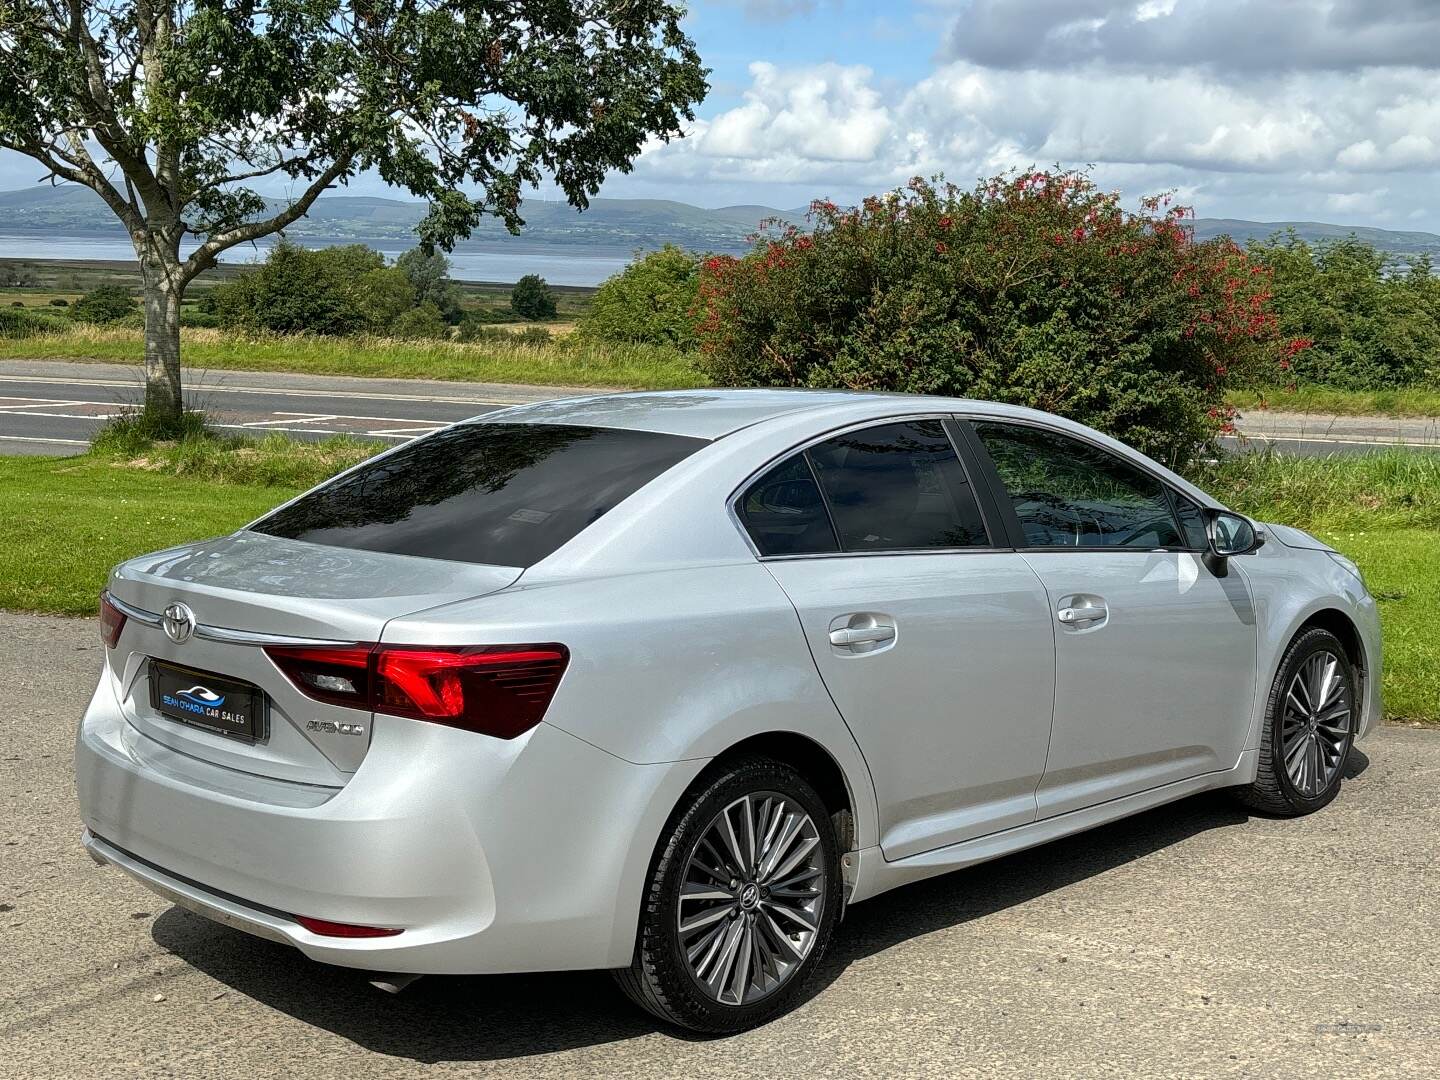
[{"x1": 3, "y1": 1, "x2": 1439, "y2": 229}]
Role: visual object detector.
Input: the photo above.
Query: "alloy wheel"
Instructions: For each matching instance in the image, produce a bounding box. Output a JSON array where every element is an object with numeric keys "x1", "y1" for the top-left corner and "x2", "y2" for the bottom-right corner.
[
  {"x1": 1280, "y1": 650, "x2": 1353, "y2": 798},
  {"x1": 676, "y1": 791, "x2": 827, "y2": 1006}
]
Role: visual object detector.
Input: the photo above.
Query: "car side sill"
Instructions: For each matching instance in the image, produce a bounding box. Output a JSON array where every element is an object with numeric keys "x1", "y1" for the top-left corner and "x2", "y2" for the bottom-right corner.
[{"x1": 844, "y1": 750, "x2": 1260, "y2": 905}]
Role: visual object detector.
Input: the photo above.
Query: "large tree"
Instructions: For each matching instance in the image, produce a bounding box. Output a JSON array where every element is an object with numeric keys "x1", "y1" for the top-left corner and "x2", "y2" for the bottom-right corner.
[{"x1": 0, "y1": 1, "x2": 706, "y2": 426}]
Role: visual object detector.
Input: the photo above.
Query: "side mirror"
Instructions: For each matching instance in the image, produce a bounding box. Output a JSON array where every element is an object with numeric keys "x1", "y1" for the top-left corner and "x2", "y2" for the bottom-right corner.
[{"x1": 1205, "y1": 510, "x2": 1265, "y2": 560}]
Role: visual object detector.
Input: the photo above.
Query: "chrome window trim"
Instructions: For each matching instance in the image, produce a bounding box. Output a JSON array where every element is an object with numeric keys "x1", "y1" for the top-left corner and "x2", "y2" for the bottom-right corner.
[
  {"x1": 725, "y1": 411, "x2": 1004, "y2": 562},
  {"x1": 105, "y1": 594, "x2": 358, "y2": 648}
]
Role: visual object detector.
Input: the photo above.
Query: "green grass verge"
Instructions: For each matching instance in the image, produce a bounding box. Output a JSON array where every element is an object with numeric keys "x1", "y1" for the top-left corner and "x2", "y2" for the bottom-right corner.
[
  {"x1": 1197, "y1": 449, "x2": 1440, "y2": 723},
  {"x1": 1227, "y1": 385, "x2": 1440, "y2": 418},
  {"x1": 1307, "y1": 528, "x2": 1438, "y2": 725},
  {"x1": 0, "y1": 324, "x2": 706, "y2": 390},
  {"x1": 0, "y1": 455, "x2": 297, "y2": 614}
]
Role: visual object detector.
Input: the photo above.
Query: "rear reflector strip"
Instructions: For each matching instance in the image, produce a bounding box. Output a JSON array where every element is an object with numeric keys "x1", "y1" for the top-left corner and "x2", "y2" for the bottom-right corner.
[
  {"x1": 294, "y1": 915, "x2": 403, "y2": 938},
  {"x1": 99, "y1": 591, "x2": 126, "y2": 649}
]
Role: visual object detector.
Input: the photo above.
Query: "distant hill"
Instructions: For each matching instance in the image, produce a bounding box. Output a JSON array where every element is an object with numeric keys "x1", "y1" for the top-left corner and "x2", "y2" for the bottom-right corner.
[
  {"x1": 2, "y1": 185, "x2": 1437, "y2": 258},
  {"x1": 1191, "y1": 217, "x2": 1440, "y2": 257},
  {"x1": 0, "y1": 185, "x2": 788, "y2": 255}
]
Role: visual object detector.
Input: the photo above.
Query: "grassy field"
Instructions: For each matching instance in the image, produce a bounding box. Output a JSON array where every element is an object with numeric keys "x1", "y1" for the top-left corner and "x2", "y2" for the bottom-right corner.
[
  {"x1": 1, "y1": 436, "x2": 1435, "y2": 723},
  {"x1": 0, "y1": 256, "x2": 596, "y2": 323},
  {"x1": 0, "y1": 323, "x2": 703, "y2": 389},
  {"x1": 1227, "y1": 385, "x2": 1440, "y2": 418}
]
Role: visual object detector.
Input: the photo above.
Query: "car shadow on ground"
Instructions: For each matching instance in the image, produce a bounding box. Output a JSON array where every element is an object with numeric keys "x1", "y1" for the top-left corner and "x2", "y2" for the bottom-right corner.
[{"x1": 152, "y1": 750, "x2": 1370, "y2": 1063}]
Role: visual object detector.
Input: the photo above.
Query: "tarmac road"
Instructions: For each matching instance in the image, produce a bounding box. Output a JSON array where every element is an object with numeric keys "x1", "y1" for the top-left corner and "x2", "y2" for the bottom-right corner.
[
  {"x1": 2, "y1": 610, "x2": 1437, "y2": 1079},
  {"x1": 1, "y1": 358, "x2": 1437, "y2": 456}
]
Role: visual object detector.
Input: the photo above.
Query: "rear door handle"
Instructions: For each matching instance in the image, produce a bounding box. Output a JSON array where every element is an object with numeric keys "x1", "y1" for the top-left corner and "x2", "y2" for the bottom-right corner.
[
  {"x1": 1057, "y1": 597, "x2": 1108, "y2": 627},
  {"x1": 828, "y1": 625, "x2": 897, "y2": 647}
]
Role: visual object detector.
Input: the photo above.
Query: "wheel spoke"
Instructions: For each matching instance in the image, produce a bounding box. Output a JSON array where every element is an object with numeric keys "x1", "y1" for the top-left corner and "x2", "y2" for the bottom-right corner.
[{"x1": 679, "y1": 902, "x2": 735, "y2": 938}]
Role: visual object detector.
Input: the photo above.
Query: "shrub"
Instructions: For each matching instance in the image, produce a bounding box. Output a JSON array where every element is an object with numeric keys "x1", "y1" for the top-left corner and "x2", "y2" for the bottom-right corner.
[
  {"x1": 0, "y1": 307, "x2": 58, "y2": 337},
  {"x1": 8, "y1": 301, "x2": 21, "y2": 308},
  {"x1": 179, "y1": 310, "x2": 220, "y2": 329},
  {"x1": 49, "y1": 297, "x2": 69, "y2": 307},
  {"x1": 387, "y1": 302, "x2": 450, "y2": 340},
  {"x1": 579, "y1": 245, "x2": 700, "y2": 348},
  {"x1": 510, "y1": 274, "x2": 557, "y2": 320},
  {"x1": 395, "y1": 248, "x2": 464, "y2": 323},
  {"x1": 70, "y1": 284, "x2": 139, "y2": 324},
  {"x1": 351, "y1": 267, "x2": 419, "y2": 333},
  {"x1": 1247, "y1": 232, "x2": 1440, "y2": 390},
  {"x1": 209, "y1": 240, "x2": 389, "y2": 335},
  {"x1": 694, "y1": 171, "x2": 1287, "y2": 466}
]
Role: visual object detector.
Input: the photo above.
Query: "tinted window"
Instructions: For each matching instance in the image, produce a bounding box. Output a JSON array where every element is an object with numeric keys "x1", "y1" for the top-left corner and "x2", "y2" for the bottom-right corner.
[
  {"x1": 973, "y1": 422, "x2": 1183, "y2": 549},
  {"x1": 738, "y1": 455, "x2": 839, "y2": 557},
  {"x1": 253, "y1": 422, "x2": 704, "y2": 567},
  {"x1": 1171, "y1": 490, "x2": 1209, "y2": 550},
  {"x1": 806, "y1": 420, "x2": 990, "y2": 552}
]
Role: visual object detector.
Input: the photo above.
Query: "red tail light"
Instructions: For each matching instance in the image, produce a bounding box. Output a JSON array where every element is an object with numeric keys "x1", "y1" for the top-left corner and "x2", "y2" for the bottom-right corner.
[
  {"x1": 264, "y1": 643, "x2": 569, "y2": 740},
  {"x1": 99, "y1": 591, "x2": 126, "y2": 649},
  {"x1": 294, "y1": 915, "x2": 402, "y2": 938}
]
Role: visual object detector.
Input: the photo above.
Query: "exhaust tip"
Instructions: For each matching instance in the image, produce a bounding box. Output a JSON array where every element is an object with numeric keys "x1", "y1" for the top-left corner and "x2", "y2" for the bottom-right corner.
[{"x1": 369, "y1": 973, "x2": 424, "y2": 994}]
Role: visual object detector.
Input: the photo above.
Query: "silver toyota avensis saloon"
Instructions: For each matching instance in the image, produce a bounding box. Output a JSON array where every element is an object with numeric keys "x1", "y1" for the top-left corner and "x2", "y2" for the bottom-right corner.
[{"x1": 77, "y1": 389, "x2": 1380, "y2": 1032}]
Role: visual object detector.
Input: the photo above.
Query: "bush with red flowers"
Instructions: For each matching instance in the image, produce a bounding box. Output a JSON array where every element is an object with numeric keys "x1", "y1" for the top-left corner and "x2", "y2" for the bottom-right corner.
[{"x1": 694, "y1": 171, "x2": 1287, "y2": 466}]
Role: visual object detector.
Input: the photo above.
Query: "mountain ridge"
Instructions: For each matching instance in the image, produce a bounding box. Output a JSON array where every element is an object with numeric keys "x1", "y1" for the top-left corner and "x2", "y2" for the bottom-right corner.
[{"x1": 1, "y1": 185, "x2": 1436, "y2": 258}]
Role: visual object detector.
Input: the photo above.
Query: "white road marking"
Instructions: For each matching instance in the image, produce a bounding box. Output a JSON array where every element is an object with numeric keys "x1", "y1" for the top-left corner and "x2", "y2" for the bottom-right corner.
[
  {"x1": 0, "y1": 398, "x2": 87, "y2": 409},
  {"x1": 0, "y1": 434, "x2": 89, "y2": 445},
  {"x1": 0, "y1": 372, "x2": 520, "y2": 407},
  {"x1": 239, "y1": 414, "x2": 340, "y2": 427}
]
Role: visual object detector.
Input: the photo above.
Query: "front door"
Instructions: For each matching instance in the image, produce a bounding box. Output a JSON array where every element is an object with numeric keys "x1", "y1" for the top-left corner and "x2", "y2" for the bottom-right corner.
[
  {"x1": 736, "y1": 418, "x2": 1056, "y2": 860},
  {"x1": 966, "y1": 420, "x2": 1259, "y2": 818}
]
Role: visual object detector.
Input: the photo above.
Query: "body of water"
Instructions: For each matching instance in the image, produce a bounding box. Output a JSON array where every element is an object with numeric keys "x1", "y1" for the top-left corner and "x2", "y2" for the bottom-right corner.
[{"x1": 0, "y1": 234, "x2": 634, "y2": 287}]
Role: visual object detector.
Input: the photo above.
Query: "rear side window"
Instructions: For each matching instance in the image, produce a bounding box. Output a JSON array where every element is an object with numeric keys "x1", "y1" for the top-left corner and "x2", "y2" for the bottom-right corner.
[
  {"x1": 739, "y1": 419, "x2": 990, "y2": 556},
  {"x1": 738, "y1": 455, "x2": 840, "y2": 557},
  {"x1": 973, "y1": 421, "x2": 1183, "y2": 549},
  {"x1": 253, "y1": 422, "x2": 705, "y2": 567}
]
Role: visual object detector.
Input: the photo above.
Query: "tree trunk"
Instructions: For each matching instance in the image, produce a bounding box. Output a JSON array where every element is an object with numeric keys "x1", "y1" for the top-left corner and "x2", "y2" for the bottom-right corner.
[{"x1": 140, "y1": 257, "x2": 184, "y2": 428}]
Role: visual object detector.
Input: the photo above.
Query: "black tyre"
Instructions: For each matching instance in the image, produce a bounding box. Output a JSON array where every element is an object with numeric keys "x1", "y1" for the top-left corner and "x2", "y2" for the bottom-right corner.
[
  {"x1": 1236, "y1": 627, "x2": 1357, "y2": 816},
  {"x1": 615, "y1": 756, "x2": 842, "y2": 1033}
]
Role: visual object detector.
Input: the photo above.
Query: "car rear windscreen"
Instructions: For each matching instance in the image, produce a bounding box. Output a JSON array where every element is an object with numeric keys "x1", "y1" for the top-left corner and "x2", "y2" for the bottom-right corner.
[{"x1": 252, "y1": 422, "x2": 707, "y2": 567}]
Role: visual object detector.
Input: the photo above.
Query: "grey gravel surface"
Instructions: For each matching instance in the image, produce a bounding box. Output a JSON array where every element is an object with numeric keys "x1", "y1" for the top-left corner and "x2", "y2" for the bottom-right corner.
[{"x1": 2, "y1": 610, "x2": 1437, "y2": 1078}]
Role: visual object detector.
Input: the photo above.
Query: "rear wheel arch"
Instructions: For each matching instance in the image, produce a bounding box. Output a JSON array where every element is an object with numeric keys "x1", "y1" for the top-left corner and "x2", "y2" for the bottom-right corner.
[{"x1": 700, "y1": 732, "x2": 857, "y2": 853}]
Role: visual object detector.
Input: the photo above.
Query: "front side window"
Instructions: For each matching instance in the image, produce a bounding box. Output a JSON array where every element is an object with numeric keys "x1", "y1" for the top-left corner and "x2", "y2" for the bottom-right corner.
[
  {"x1": 1170, "y1": 490, "x2": 1210, "y2": 550},
  {"x1": 254, "y1": 422, "x2": 705, "y2": 567},
  {"x1": 973, "y1": 422, "x2": 1183, "y2": 549}
]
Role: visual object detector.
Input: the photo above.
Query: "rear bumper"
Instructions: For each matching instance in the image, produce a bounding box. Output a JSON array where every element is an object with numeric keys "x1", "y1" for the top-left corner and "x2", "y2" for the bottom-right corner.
[{"x1": 75, "y1": 675, "x2": 706, "y2": 974}]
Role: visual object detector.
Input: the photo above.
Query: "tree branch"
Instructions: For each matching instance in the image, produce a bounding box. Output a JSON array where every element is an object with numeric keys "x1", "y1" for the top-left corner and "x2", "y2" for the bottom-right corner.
[{"x1": 180, "y1": 154, "x2": 355, "y2": 281}]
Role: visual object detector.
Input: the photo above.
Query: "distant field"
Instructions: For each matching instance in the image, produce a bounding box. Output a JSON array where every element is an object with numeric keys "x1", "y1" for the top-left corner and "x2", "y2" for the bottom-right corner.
[{"x1": 0, "y1": 256, "x2": 598, "y2": 323}]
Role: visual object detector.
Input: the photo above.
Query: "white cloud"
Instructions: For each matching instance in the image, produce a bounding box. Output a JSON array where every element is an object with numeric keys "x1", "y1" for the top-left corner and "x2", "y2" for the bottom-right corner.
[{"x1": 616, "y1": 57, "x2": 1440, "y2": 226}]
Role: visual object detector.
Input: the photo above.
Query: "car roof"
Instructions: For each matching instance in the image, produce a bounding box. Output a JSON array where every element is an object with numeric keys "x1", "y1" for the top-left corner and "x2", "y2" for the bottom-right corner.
[{"x1": 474, "y1": 387, "x2": 1055, "y2": 441}]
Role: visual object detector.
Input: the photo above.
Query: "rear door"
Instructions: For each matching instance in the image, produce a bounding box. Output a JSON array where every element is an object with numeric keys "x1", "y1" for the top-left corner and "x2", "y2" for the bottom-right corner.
[
  {"x1": 739, "y1": 418, "x2": 1056, "y2": 860},
  {"x1": 963, "y1": 419, "x2": 1259, "y2": 817}
]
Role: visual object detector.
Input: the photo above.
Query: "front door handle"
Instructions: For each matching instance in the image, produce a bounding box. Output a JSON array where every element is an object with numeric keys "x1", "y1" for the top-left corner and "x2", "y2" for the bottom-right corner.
[
  {"x1": 828, "y1": 625, "x2": 897, "y2": 647},
  {"x1": 1057, "y1": 596, "x2": 1108, "y2": 627}
]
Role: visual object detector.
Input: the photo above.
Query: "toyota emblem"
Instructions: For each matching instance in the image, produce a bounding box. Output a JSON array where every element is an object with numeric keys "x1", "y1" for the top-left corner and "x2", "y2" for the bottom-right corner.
[{"x1": 161, "y1": 602, "x2": 196, "y2": 644}]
